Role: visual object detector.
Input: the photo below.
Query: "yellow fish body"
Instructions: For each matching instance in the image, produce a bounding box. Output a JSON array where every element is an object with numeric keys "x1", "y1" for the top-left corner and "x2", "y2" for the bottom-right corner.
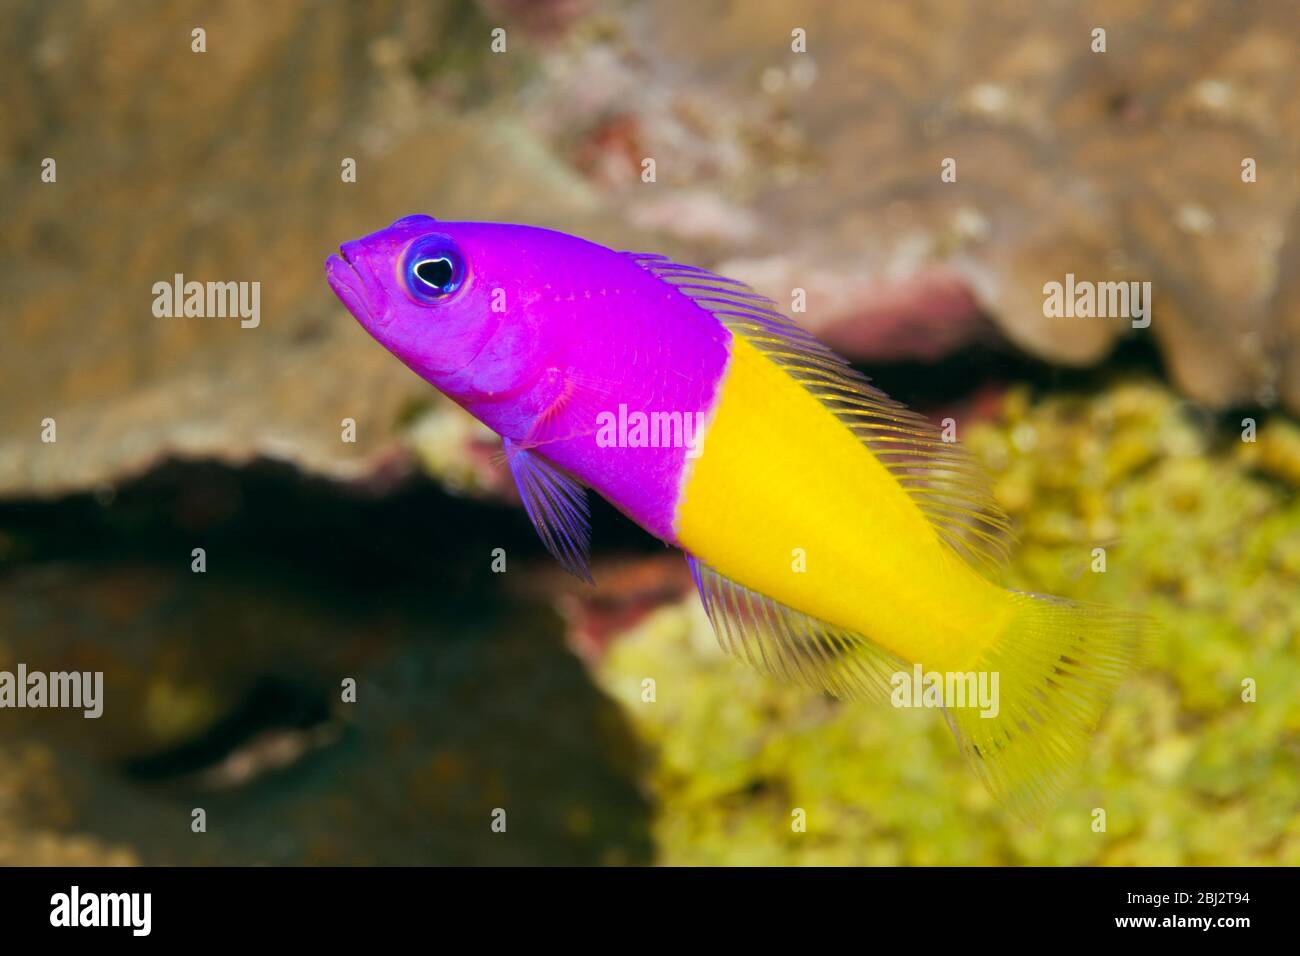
[{"x1": 673, "y1": 315, "x2": 1148, "y2": 817}]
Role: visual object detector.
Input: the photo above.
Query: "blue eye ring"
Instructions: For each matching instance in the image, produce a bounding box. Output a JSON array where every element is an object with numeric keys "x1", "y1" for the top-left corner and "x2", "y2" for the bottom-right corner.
[{"x1": 402, "y1": 236, "x2": 466, "y2": 301}]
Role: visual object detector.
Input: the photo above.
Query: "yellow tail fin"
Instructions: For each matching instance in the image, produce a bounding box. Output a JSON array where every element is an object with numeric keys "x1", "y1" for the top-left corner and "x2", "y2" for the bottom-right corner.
[{"x1": 944, "y1": 591, "x2": 1150, "y2": 818}]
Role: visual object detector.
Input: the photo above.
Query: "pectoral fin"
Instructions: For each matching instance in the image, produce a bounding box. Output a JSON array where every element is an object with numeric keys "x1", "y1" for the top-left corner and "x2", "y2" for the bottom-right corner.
[{"x1": 503, "y1": 438, "x2": 594, "y2": 584}]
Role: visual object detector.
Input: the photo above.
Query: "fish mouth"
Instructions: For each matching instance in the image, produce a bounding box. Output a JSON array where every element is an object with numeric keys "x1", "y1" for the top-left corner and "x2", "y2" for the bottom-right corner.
[{"x1": 325, "y1": 244, "x2": 389, "y2": 329}]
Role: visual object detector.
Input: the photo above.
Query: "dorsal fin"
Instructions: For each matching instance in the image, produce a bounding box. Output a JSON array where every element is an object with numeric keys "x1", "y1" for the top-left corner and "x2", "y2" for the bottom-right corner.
[{"x1": 624, "y1": 252, "x2": 1014, "y2": 574}]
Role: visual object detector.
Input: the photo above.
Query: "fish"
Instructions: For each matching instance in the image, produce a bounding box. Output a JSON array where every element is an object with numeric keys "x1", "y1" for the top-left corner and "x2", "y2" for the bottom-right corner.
[{"x1": 326, "y1": 215, "x2": 1150, "y2": 816}]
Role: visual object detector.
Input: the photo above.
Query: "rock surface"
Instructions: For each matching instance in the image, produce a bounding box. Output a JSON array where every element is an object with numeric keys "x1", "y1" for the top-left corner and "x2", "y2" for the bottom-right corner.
[
  {"x1": 2, "y1": 0, "x2": 1297, "y2": 500},
  {"x1": 0, "y1": 464, "x2": 653, "y2": 865}
]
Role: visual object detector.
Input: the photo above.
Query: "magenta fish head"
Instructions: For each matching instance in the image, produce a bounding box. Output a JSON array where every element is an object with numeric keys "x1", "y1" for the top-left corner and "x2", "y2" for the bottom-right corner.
[{"x1": 325, "y1": 215, "x2": 560, "y2": 401}]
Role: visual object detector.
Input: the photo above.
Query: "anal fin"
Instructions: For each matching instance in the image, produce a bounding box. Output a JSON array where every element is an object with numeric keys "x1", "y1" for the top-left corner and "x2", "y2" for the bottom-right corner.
[{"x1": 687, "y1": 555, "x2": 902, "y2": 702}]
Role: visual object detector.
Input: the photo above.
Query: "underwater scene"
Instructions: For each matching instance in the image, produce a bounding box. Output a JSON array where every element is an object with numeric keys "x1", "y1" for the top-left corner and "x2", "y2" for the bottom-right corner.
[{"x1": 1, "y1": 0, "x2": 1297, "y2": 870}]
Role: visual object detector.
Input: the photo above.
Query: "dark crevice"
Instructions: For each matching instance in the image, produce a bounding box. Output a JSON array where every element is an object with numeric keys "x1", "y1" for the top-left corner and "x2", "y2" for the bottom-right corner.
[
  {"x1": 0, "y1": 330, "x2": 1265, "y2": 581},
  {"x1": 122, "y1": 673, "x2": 337, "y2": 784},
  {"x1": 862, "y1": 330, "x2": 1167, "y2": 411},
  {"x1": 0, "y1": 454, "x2": 660, "y2": 587}
]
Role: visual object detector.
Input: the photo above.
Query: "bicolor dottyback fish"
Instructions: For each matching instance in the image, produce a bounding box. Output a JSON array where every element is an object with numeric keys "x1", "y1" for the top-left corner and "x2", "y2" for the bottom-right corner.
[{"x1": 326, "y1": 216, "x2": 1148, "y2": 814}]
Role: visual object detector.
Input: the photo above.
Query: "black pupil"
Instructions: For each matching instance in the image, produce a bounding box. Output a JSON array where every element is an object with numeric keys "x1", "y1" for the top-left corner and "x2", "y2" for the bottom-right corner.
[{"x1": 415, "y1": 257, "x2": 453, "y2": 290}]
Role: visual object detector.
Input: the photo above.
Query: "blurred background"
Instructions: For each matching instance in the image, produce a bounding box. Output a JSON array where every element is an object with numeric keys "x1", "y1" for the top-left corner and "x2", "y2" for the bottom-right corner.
[{"x1": 1, "y1": 0, "x2": 1297, "y2": 865}]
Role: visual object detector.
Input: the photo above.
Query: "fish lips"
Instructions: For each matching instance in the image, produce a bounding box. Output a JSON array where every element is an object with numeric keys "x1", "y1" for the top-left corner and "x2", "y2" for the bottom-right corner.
[{"x1": 326, "y1": 243, "x2": 390, "y2": 331}]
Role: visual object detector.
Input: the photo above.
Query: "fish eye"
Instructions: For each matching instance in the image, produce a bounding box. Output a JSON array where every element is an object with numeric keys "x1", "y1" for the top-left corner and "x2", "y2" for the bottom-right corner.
[
  {"x1": 414, "y1": 257, "x2": 454, "y2": 289},
  {"x1": 403, "y1": 237, "x2": 465, "y2": 301}
]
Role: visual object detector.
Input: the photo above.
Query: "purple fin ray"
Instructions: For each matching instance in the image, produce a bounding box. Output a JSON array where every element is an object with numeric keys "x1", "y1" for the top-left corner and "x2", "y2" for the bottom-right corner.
[{"x1": 504, "y1": 439, "x2": 593, "y2": 584}]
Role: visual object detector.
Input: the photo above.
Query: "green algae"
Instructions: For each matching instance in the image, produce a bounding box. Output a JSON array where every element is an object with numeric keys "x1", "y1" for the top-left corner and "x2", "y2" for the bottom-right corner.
[{"x1": 596, "y1": 379, "x2": 1300, "y2": 865}]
